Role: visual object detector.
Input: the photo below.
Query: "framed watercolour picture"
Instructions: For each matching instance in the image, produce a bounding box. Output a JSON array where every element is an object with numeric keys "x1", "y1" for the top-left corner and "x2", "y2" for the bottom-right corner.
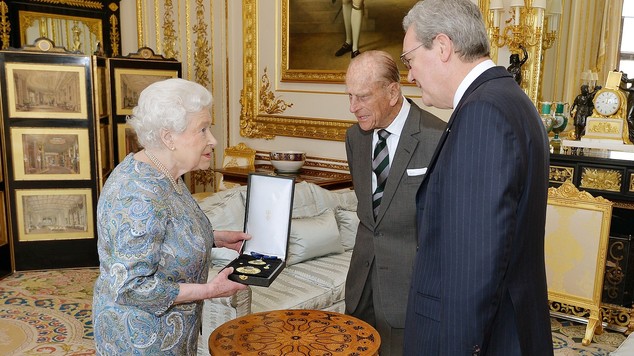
[
  {"x1": 11, "y1": 127, "x2": 92, "y2": 181},
  {"x1": 116, "y1": 123, "x2": 143, "y2": 162},
  {"x1": 15, "y1": 188, "x2": 95, "y2": 242},
  {"x1": 4, "y1": 62, "x2": 88, "y2": 119},
  {"x1": 113, "y1": 68, "x2": 179, "y2": 116}
]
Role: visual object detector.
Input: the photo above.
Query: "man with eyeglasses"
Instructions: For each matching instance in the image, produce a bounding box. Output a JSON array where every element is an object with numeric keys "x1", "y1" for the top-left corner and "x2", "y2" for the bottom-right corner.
[
  {"x1": 401, "y1": 0, "x2": 553, "y2": 355},
  {"x1": 344, "y1": 50, "x2": 445, "y2": 355}
]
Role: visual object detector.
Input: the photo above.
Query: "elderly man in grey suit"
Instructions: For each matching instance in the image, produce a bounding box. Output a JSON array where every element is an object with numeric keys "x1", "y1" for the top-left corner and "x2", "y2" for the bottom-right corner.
[{"x1": 344, "y1": 50, "x2": 445, "y2": 355}]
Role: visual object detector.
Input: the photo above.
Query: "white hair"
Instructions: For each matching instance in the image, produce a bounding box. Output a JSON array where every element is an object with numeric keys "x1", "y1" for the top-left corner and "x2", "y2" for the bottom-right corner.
[{"x1": 127, "y1": 78, "x2": 212, "y2": 149}]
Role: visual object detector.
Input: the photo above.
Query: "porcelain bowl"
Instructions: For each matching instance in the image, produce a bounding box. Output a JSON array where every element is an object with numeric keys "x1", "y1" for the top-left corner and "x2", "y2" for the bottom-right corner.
[{"x1": 270, "y1": 151, "x2": 306, "y2": 173}]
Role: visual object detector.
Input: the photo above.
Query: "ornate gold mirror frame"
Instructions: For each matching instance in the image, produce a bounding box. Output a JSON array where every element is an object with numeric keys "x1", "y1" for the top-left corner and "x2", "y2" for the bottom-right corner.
[
  {"x1": 18, "y1": 11, "x2": 103, "y2": 54},
  {"x1": 0, "y1": 0, "x2": 121, "y2": 57},
  {"x1": 240, "y1": 0, "x2": 353, "y2": 141}
]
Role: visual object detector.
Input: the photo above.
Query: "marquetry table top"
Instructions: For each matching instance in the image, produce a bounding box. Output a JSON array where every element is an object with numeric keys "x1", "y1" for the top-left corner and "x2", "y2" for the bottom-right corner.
[{"x1": 208, "y1": 309, "x2": 380, "y2": 355}]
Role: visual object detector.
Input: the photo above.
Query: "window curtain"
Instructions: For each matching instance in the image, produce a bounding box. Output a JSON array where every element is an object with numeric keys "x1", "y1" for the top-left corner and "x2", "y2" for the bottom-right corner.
[{"x1": 552, "y1": 0, "x2": 623, "y2": 104}]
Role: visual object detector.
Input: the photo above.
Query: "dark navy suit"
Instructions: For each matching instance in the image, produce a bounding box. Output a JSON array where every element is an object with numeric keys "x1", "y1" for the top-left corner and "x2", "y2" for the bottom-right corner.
[{"x1": 404, "y1": 66, "x2": 554, "y2": 355}]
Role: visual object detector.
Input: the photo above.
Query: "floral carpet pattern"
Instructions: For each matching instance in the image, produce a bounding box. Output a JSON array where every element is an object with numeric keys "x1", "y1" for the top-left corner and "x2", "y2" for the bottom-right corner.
[
  {"x1": 0, "y1": 268, "x2": 630, "y2": 355},
  {"x1": 0, "y1": 269, "x2": 98, "y2": 355}
]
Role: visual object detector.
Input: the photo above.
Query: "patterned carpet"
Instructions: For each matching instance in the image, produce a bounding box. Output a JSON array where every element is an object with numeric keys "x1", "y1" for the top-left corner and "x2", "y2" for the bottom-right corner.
[{"x1": 0, "y1": 268, "x2": 629, "y2": 355}]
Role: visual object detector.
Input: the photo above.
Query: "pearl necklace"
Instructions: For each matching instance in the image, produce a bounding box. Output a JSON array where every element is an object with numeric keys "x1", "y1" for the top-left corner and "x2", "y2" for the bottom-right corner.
[{"x1": 145, "y1": 150, "x2": 182, "y2": 194}]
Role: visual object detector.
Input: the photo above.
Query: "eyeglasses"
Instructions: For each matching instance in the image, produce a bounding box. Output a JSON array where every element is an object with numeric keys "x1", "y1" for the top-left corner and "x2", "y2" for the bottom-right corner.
[{"x1": 400, "y1": 43, "x2": 424, "y2": 70}]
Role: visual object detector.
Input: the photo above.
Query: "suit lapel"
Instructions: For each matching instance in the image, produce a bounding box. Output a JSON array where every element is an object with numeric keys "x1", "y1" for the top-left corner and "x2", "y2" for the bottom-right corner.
[
  {"x1": 375, "y1": 106, "x2": 420, "y2": 223},
  {"x1": 357, "y1": 131, "x2": 376, "y2": 224},
  {"x1": 419, "y1": 67, "x2": 507, "y2": 187}
]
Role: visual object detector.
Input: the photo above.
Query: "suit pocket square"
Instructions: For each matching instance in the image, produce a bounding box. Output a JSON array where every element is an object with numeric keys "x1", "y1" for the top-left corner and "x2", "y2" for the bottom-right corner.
[{"x1": 407, "y1": 167, "x2": 427, "y2": 176}]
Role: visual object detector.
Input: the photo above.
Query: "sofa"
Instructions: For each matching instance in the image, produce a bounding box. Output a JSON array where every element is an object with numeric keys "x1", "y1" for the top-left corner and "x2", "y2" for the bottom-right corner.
[{"x1": 195, "y1": 181, "x2": 359, "y2": 356}]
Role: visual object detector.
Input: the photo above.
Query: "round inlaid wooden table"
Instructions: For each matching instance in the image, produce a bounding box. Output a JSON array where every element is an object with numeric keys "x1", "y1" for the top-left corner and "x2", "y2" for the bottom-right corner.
[{"x1": 208, "y1": 309, "x2": 381, "y2": 355}]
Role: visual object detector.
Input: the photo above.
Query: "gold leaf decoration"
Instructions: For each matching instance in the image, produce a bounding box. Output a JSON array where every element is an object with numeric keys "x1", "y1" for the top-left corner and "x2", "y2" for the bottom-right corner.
[
  {"x1": 32, "y1": 0, "x2": 103, "y2": 9},
  {"x1": 259, "y1": 68, "x2": 293, "y2": 114},
  {"x1": 580, "y1": 168, "x2": 622, "y2": 192},
  {"x1": 548, "y1": 180, "x2": 612, "y2": 204},
  {"x1": 162, "y1": 0, "x2": 178, "y2": 60},
  {"x1": 192, "y1": 0, "x2": 210, "y2": 87},
  {"x1": 109, "y1": 14, "x2": 119, "y2": 57},
  {"x1": 0, "y1": 1, "x2": 10, "y2": 50}
]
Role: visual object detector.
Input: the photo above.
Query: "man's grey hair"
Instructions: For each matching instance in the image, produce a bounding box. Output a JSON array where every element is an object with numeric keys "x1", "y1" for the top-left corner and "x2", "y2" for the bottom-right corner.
[{"x1": 403, "y1": 0, "x2": 490, "y2": 62}]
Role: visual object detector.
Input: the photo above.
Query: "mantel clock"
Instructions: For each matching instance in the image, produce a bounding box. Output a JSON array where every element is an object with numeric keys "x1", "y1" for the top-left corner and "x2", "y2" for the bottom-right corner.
[{"x1": 584, "y1": 71, "x2": 631, "y2": 143}]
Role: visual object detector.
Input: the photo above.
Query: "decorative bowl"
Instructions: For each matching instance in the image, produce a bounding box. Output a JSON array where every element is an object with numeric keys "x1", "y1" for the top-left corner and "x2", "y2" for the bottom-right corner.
[{"x1": 270, "y1": 151, "x2": 305, "y2": 173}]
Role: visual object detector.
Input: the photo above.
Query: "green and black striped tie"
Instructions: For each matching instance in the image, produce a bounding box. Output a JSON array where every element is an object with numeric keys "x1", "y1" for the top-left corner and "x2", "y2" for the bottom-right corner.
[{"x1": 372, "y1": 129, "x2": 390, "y2": 219}]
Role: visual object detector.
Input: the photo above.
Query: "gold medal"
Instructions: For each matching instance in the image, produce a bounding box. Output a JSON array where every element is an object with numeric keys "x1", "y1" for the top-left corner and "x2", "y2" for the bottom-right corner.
[
  {"x1": 249, "y1": 259, "x2": 267, "y2": 265},
  {"x1": 236, "y1": 266, "x2": 261, "y2": 275}
]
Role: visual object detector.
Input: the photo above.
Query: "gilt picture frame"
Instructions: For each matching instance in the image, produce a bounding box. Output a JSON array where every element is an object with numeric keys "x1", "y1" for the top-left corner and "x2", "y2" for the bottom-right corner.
[
  {"x1": 240, "y1": 0, "x2": 438, "y2": 142},
  {"x1": 283, "y1": 0, "x2": 413, "y2": 82},
  {"x1": 15, "y1": 188, "x2": 94, "y2": 242},
  {"x1": 4, "y1": 62, "x2": 88, "y2": 119},
  {"x1": 11, "y1": 127, "x2": 91, "y2": 181}
]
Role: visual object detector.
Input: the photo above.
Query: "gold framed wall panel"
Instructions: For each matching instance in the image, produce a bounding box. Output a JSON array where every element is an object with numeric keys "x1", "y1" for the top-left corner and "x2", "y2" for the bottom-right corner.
[{"x1": 241, "y1": 0, "x2": 355, "y2": 142}]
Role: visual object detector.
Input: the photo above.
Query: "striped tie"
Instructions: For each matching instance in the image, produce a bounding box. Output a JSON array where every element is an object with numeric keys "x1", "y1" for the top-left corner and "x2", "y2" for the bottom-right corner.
[{"x1": 372, "y1": 129, "x2": 390, "y2": 219}]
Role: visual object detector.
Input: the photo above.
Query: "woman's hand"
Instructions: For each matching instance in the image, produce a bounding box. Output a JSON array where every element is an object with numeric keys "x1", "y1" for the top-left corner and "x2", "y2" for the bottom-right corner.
[
  {"x1": 213, "y1": 230, "x2": 251, "y2": 253},
  {"x1": 205, "y1": 267, "x2": 248, "y2": 298},
  {"x1": 175, "y1": 267, "x2": 247, "y2": 303}
]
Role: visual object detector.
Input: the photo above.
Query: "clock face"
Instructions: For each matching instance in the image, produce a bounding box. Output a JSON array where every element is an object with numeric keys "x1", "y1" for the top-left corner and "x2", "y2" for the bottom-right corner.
[{"x1": 594, "y1": 90, "x2": 621, "y2": 116}]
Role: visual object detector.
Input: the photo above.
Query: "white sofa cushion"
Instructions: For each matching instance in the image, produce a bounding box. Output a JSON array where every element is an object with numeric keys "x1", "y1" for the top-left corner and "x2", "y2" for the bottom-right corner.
[
  {"x1": 287, "y1": 208, "x2": 345, "y2": 266},
  {"x1": 199, "y1": 188, "x2": 246, "y2": 231},
  {"x1": 335, "y1": 208, "x2": 359, "y2": 250}
]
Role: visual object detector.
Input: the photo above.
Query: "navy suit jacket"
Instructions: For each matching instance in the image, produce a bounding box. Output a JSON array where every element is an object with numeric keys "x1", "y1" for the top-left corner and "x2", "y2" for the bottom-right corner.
[{"x1": 404, "y1": 67, "x2": 554, "y2": 355}]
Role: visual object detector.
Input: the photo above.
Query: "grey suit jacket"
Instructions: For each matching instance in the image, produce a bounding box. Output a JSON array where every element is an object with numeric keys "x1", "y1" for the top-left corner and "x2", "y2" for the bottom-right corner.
[{"x1": 344, "y1": 99, "x2": 445, "y2": 327}]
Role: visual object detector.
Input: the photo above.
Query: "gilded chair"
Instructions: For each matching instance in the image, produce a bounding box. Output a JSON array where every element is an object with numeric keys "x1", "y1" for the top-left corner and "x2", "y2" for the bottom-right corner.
[
  {"x1": 544, "y1": 181, "x2": 613, "y2": 345},
  {"x1": 217, "y1": 143, "x2": 256, "y2": 191}
]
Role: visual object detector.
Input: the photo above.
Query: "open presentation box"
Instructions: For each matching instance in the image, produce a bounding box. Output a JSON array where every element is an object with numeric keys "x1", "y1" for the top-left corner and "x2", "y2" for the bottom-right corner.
[{"x1": 224, "y1": 173, "x2": 295, "y2": 286}]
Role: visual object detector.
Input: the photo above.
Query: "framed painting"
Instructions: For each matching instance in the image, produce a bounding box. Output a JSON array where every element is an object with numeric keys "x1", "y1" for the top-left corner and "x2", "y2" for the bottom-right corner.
[
  {"x1": 4, "y1": 62, "x2": 88, "y2": 119},
  {"x1": 117, "y1": 123, "x2": 143, "y2": 162},
  {"x1": 15, "y1": 188, "x2": 94, "y2": 242},
  {"x1": 10, "y1": 127, "x2": 92, "y2": 181},
  {"x1": 239, "y1": 0, "x2": 447, "y2": 142},
  {"x1": 113, "y1": 68, "x2": 179, "y2": 116},
  {"x1": 283, "y1": 0, "x2": 414, "y2": 82},
  {"x1": 545, "y1": 181, "x2": 613, "y2": 345},
  {"x1": 0, "y1": 191, "x2": 7, "y2": 247}
]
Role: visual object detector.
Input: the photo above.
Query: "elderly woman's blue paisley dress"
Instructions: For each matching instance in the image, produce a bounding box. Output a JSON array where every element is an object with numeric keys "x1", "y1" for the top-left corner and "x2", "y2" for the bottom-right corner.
[{"x1": 93, "y1": 154, "x2": 214, "y2": 355}]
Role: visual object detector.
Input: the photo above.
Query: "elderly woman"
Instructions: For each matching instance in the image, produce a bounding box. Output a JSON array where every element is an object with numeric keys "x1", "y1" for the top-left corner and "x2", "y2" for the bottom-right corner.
[{"x1": 92, "y1": 78, "x2": 249, "y2": 355}]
